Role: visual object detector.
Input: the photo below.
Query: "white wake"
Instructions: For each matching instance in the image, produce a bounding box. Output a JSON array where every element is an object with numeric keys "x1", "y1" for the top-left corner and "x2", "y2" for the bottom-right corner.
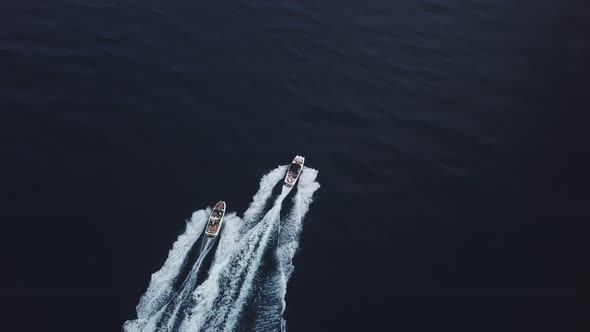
[{"x1": 123, "y1": 165, "x2": 319, "y2": 331}]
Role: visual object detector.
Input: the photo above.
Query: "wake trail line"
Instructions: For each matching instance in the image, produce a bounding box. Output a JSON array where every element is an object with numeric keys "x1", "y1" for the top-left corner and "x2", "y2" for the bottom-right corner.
[{"x1": 124, "y1": 165, "x2": 319, "y2": 332}]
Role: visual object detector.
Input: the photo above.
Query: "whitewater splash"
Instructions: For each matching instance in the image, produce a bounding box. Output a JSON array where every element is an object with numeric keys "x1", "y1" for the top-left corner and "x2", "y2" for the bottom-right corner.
[{"x1": 124, "y1": 165, "x2": 319, "y2": 331}]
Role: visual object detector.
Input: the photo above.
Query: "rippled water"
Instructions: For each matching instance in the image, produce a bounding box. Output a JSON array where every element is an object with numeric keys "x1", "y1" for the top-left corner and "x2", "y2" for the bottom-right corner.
[{"x1": 1, "y1": 1, "x2": 588, "y2": 331}]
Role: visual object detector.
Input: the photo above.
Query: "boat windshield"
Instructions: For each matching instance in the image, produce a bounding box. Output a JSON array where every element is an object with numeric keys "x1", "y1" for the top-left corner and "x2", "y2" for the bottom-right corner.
[{"x1": 289, "y1": 163, "x2": 301, "y2": 173}]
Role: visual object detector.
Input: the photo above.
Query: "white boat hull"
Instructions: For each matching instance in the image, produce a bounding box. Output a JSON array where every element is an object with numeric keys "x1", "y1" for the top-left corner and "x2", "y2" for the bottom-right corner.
[
  {"x1": 284, "y1": 155, "x2": 305, "y2": 187},
  {"x1": 205, "y1": 201, "x2": 226, "y2": 238}
]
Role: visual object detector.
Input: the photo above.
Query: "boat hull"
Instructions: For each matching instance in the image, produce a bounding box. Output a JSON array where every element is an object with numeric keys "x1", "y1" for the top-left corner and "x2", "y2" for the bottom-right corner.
[
  {"x1": 204, "y1": 201, "x2": 226, "y2": 238},
  {"x1": 284, "y1": 155, "x2": 305, "y2": 187}
]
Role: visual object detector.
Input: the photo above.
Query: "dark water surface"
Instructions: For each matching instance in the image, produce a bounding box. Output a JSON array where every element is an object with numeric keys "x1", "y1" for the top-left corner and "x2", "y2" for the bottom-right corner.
[{"x1": 1, "y1": 1, "x2": 589, "y2": 331}]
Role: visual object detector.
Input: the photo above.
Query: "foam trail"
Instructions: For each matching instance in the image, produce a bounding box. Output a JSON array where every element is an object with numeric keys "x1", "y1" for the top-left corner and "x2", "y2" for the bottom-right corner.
[
  {"x1": 223, "y1": 192, "x2": 288, "y2": 331},
  {"x1": 123, "y1": 209, "x2": 209, "y2": 331},
  {"x1": 182, "y1": 167, "x2": 284, "y2": 331},
  {"x1": 210, "y1": 212, "x2": 242, "y2": 268},
  {"x1": 183, "y1": 167, "x2": 319, "y2": 331},
  {"x1": 277, "y1": 168, "x2": 320, "y2": 318},
  {"x1": 162, "y1": 211, "x2": 243, "y2": 332},
  {"x1": 124, "y1": 165, "x2": 319, "y2": 331},
  {"x1": 157, "y1": 237, "x2": 215, "y2": 331},
  {"x1": 180, "y1": 189, "x2": 288, "y2": 331},
  {"x1": 246, "y1": 168, "x2": 320, "y2": 331},
  {"x1": 241, "y1": 165, "x2": 287, "y2": 234}
]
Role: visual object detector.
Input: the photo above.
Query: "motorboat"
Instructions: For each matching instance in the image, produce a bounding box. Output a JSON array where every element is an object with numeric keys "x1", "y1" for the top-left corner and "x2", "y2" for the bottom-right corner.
[
  {"x1": 284, "y1": 155, "x2": 305, "y2": 187},
  {"x1": 205, "y1": 201, "x2": 226, "y2": 237}
]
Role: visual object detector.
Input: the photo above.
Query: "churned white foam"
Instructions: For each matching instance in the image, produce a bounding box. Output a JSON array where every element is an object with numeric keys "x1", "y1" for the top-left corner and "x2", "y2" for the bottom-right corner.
[
  {"x1": 124, "y1": 165, "x2": 319, "y2": 332},
  {"x1": 242, "y1": 165, "x2": 287, "y2": 233},
  {"x1": 212, "y1": 212, "x2": 242, "y2": 266},
  {"x1": 242, "y1": 168, "x2": 320, "y2": 332},
  {"x1": 223, "y1": 192, "x2": 288, "y2": 331},
  {"x1": 123, "y1": 209, "x2": 210, "y2": 331},
  {"x1": 277, "y1": 168, "x2": 320, "y2": 316},
  {"x1": 180, "y1": 193, "x2": 286, "y2": 331}
]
